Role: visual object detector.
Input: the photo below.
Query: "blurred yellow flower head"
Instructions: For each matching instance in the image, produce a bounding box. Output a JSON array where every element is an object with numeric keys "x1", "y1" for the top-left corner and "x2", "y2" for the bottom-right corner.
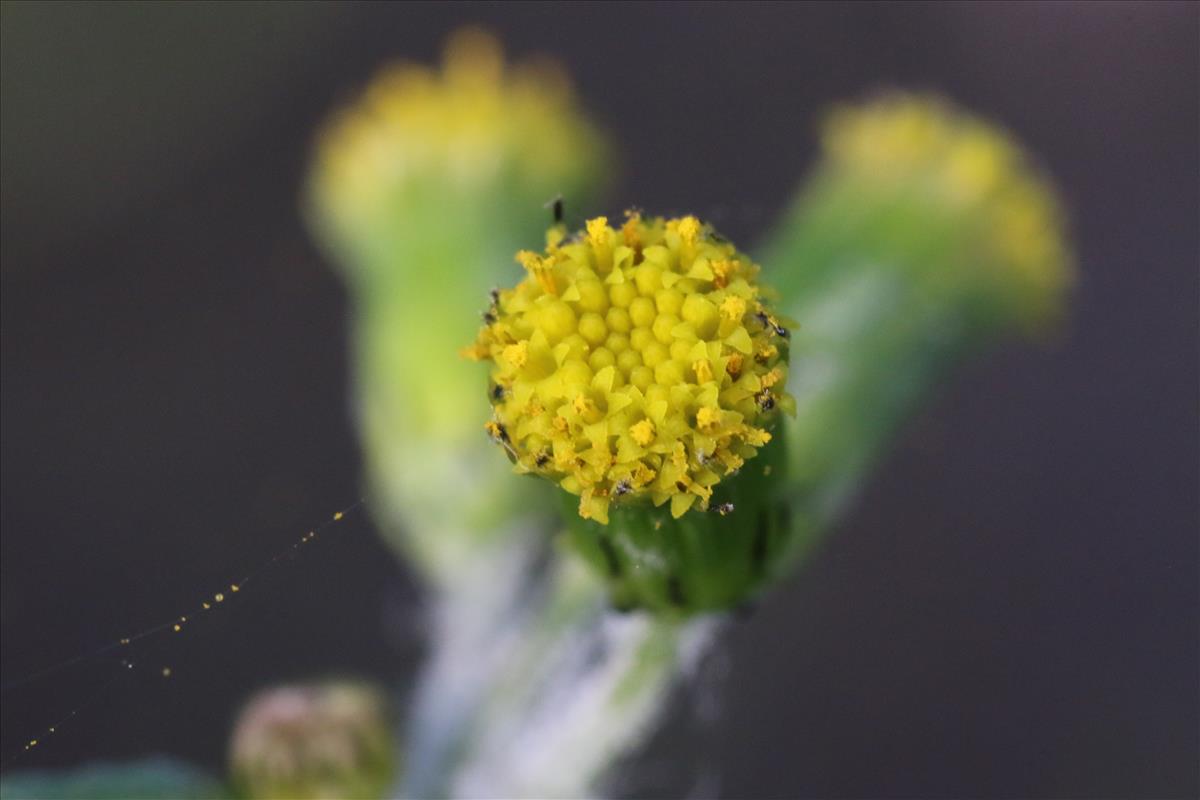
[
  {"x1": 310, "y1": 27, "x2": 604, "y2": 241},
  {"x1": 824, "y1": 94, "x2": 1073, "y2": 328},
  {"x1": 466, "y1": 214, "x2": 794, "y2": 524}
]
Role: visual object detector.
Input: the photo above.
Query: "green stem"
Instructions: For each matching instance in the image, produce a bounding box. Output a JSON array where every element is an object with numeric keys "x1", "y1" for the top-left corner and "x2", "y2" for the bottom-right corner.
[{"x1": 401, "y1": 543, "x2": 715, "y2": 798}]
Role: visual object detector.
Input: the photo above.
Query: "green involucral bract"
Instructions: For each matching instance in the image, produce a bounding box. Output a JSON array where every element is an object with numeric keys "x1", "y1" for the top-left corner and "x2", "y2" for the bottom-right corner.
[{"x1": 562, "y1": 430, "x2": 791, "y2": 614}]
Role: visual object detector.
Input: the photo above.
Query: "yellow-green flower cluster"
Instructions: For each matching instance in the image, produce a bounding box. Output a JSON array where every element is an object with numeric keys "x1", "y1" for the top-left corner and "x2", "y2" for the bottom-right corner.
[
  {"x1": 310, "y1": 27, "x2": 604, "y2": 244},
  {"x1": 465, "y1": 214, "x2": 794, "y2": 524},
  {"x1": 823, "y1": 94, "x2": 1072, "y2": 327}
]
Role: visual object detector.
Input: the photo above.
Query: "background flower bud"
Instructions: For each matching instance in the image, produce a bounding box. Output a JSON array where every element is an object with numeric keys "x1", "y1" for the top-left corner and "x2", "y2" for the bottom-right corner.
[{"x1": 229, "y1": 682, "x2": 395, "y2": 800}]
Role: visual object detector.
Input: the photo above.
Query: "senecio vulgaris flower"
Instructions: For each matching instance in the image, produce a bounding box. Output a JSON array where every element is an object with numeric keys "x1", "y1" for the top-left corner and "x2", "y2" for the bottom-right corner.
[
  {"x1": 307, "y1": 27, "x2": 608, "y2": 583},
  {"x1": 819, "y1": 93, "x2": 1073, "y2": 329},
  {"x1": 465, "y1": 213, "x2": 798, "y2": 613},
  {"x1": 466, "y1": 213, "x2": 795, "y2": 525},
  {"x1": 312, "y1": 27, "x2": 604, "y2": 261}
]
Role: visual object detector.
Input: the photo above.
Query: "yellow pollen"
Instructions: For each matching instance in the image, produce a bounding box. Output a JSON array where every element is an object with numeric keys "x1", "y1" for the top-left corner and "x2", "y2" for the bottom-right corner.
[
  {"x1": 696, "y1": 406, "x2": 721, "y2": 431},
  {"x1": 573, "y1": 394, "x2": 595, "y2": 416},
  {"x1": 517, "y1": 250, "x2": 557, "y2": 295},
  {"x1": 630, "y1": 419, "x2": 656, "y2": 446},
  {"x1": 711, "y1": 259, "x2": 734, "y2": 288},
  {"x1": 586, "y1": 216, "x2": 610, "y2": 248},
  {"x1": 745, "y1": 428, "x2": 772, "y2": 446},
  {"x1": 761, "y1": 369, "x2": 782, "y2": 388},
  {"x1": 676, "y1": 215, "x2": 701, "y2": 245},
  {"x1": 502, "y1": 341, "x2": 529, "y2": 369},
  {"x1": 215, "y1": 593, "x2": 225, "y2": 603},
  {"x1": 720, "y1": 295, "x2": 747, "y2": 321},
  {"x1": 671, "y1": 442, "x2": 688, "y2": 469}
]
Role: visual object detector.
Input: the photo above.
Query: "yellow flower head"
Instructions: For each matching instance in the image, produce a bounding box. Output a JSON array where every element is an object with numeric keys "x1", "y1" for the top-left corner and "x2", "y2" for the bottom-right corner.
[
  {"x1": 468, "y1": 214, "x2": 795, "y2": 524},
  {"x1": 823, "y1": 93, "x2": 1073, "y2": 329},
  {"x1": 310, "y1": 27, "x2": 604, "y2": 243}
]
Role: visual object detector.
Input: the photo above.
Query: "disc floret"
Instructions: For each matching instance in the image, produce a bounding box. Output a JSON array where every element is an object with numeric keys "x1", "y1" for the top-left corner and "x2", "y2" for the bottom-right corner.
[{"x1": 466, "y1": 214, "x2": 794, "y2": 524}]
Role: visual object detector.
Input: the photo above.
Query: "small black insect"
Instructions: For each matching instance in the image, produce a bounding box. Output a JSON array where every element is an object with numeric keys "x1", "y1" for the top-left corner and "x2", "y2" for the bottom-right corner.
[
  {"x1": 756, "y1": 389, "x2": 776, "y2": 412},
  {"x1": 490, "y1": 383, "x2": 506, "y2": 402},
  {"x1": 486, "y1": 421, "x2": 517, "y2": 463},
  {"x1": 544, "y1": 194, "x2": 564, "y2": 225},
  {"x1": 713, "y1": 502, "x2": 735, "y2": 516},
  {"x1": 534, "y1": 450, "x2": 551, "y2": 468},
  {"x1": 754, "y1": 310, "x2": 789, "y2": 339},
  {"x1": 486, "y1": 420, "x2": 513, "y2": 446},
  {"x1": 482, "y1": 288, "x2": 501, "y2": 324},
  {"x1": 613, "y1": 479, "x2": 632, "y2": 496}
]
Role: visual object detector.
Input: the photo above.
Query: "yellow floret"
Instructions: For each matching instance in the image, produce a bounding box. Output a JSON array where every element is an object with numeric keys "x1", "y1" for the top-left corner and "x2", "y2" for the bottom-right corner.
[
  {"x1": 467, "y1": 215, "x2": 794, "y2": 522},
  {"x1": 720, "y1": 295, "x2": 747, "y2": 322},
  {"x1": 630, "y1": 419, "x2": 657, "y2": 446},
  {"x1": 695, "y1": 406, "x2": 721, "y2": 432},
  {"x1": 502, "y1": 341, "x2": 528, "y2": 369}
]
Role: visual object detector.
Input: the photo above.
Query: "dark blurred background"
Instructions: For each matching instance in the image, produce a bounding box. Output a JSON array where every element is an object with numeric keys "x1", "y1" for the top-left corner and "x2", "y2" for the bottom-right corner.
[{"x1": 2, "y1": 2, "x2": 1196, "y2": 798}]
